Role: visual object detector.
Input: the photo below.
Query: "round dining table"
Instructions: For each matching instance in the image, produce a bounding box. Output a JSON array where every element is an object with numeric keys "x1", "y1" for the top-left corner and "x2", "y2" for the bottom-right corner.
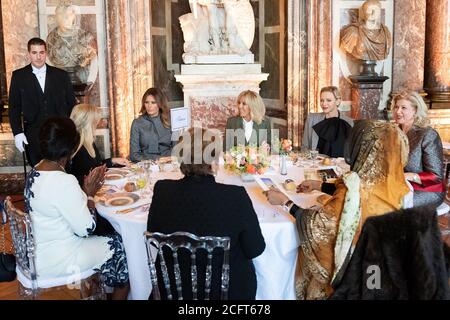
[{"x1": 96, "y1": 158, "x2": 337, "y2": 300}]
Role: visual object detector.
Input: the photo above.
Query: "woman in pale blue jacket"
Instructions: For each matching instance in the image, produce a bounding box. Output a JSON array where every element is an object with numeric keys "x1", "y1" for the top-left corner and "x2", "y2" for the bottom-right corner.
[{"x1": 130, "y1": 88, "x2": 172, "y2": 162}]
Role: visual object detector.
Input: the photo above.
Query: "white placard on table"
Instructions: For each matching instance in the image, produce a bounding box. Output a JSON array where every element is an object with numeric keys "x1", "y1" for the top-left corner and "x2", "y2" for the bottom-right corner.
[{"x1": 170, "y1": 107, "x2": 191, "y2": 131}]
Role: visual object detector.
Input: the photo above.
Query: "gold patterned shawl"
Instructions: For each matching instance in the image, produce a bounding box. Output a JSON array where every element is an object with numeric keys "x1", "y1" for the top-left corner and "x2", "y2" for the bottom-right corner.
[{"x1": 295, "y1": 121, "x2": 410, "y2": 300}]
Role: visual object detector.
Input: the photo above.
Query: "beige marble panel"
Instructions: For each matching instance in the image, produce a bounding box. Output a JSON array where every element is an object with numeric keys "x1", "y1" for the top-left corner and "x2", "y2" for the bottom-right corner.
[
  {"x1": 105, "y1": 0, "x2": 134, "y2": 158},
  {"x1": 2, "y1": 0, "x2": 39, "y2": 89},
  {"x1": 392, "y1": 0, "x2": 426, "y2": 92},
  {"x1": 306, "y1": 0, "x2": 332, "y2": 114},
  {"x1": 105, "y1": 0, "x2": 153, "y2": 158},
  {"x1": 287, "y1": 0, "x2": 308, "y2": 148}
]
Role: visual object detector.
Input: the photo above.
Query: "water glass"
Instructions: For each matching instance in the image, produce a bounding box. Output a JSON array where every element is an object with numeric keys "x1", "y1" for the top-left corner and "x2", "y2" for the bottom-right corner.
[
  {"x1": 136, "y1": 173, "x2": 148, "y2": 190},
  {"x1": 310, "y1": 149, "x2": 319, "y2": 168}
]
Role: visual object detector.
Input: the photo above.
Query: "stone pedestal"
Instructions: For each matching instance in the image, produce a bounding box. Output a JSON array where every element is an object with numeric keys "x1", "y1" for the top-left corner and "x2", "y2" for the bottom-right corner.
[
  {"x1": 73, "y1": 83, "x2": 90, "y2": 104},
  {"x1": 350, "y1": 75, "x2": 389, "y2": 120},
  {"x1": 183, "y1": 53, "x2": 254, "y2": 64},
  {"x1": 175, "y1": 64, "x2": 268, "y2": 131}
]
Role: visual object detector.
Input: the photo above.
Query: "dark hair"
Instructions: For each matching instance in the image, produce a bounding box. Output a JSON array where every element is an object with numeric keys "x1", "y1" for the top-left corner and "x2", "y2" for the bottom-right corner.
[
  {"x1": 27, "y1": 38, "x2": 47, "y2": 52},
  {"x1": 139, "y1": 88, "x2": 170, "y2": 128},
  {"x1": 178, "y1": 127, "x2": 220, "y2": 177},
  {"x1": 39, "y1": 117, "x2": 80, "y2": 161}
]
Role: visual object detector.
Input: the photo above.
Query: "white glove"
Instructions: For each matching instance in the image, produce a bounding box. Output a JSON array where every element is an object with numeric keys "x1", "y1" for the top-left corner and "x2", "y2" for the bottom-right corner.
[{"x1": 14, "y1": 133, "x2": 28, "y2": 153}]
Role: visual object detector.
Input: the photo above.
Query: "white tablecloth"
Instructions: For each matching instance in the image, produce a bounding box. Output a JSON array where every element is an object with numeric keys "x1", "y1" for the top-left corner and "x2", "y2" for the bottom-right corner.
[{"x1": 97, "y1": 163, "x2": 325, "y2": 300}]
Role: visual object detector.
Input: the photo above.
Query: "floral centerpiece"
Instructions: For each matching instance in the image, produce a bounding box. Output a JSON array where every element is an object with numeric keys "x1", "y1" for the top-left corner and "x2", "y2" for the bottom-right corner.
[
  {"x1": 224, "y1": 143, "x2": 271, "y2": 176},
  {"x1": 278, "y1": 139, "x2": 293, "y2": 155},
  {"x1": 274, "y1": 139, "x2": 293, "y2": 175}
]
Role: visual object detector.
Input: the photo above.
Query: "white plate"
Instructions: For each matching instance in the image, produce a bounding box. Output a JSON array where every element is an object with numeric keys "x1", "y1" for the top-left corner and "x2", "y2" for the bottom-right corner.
[{"x1": 104, "y1": 193, "x2": 140, "y2": 207}]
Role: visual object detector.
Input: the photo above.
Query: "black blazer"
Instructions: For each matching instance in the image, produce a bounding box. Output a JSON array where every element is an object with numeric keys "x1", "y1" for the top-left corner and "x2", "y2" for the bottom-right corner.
[
  {"x1": 8, "y1": 64, "x2": 76, "y2": 135},
  {"x1": 68, "y1": 143, "x2": 112, "y2": 187},
  {"x1": 147, "y1": 175, "x2": 266, "y2": 300}
]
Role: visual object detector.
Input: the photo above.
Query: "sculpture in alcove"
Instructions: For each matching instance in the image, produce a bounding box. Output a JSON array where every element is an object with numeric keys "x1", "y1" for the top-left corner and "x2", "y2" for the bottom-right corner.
[
  {"x1": 340, "y1": 0, "x2": 391, "y2": 75},
  {"x1": 46, "y1": 0, "x2": 98, "y2": 89},
  {"x1": 180, "y1": 0, "x2": 255, "y2": 61}
]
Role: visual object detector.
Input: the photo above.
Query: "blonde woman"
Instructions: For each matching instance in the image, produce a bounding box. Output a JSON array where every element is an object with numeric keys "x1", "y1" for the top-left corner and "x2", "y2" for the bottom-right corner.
[
  {"x1": 130, "y1": 88, "x2": 172, "y2": 162},
  {"x1": 225, "y1": 90, "x2": 272, "y2": 151},
  {"x1": 391, "y1": 90, "x2": 445, "y2": 207},
  {"x1": 69, "y1": 104, "x2": 129, "y2": 187},
  {"x1": 301, "y1": 86, "x2": 353, "y2": 157}
]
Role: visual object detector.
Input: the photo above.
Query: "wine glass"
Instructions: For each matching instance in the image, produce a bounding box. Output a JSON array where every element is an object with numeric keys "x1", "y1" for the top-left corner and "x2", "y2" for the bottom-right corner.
[
  {"x1": 136, "y1": 173, "x2": 148, "y2": 191},
  {"x1": 310, "y1": 149, "x2": 319, "y2": 168}
]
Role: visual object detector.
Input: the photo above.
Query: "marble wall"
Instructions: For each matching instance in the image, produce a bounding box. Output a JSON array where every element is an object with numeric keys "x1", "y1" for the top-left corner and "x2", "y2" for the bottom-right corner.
[
  {"x1": 190, "y1": 97, "x2": 236, "y2": 131},
  {"x1": 102, "y1": 0, "x2": 155, "y2": 158},
  {"x1": 287, "y1": 0, "x2": 308, "y2": 148},
  {"x1": 1, "y1": 0, "x2": 39, "y2": 89},
  {"x1": 392, "y1": 0, "x2": 426, "y2": 93},
  {"x1": 306, "y1": 0, "x2": 332, "y2": 113}
]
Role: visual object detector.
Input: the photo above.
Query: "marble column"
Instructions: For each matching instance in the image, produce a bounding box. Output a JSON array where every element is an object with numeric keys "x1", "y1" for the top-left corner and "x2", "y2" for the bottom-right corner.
[
  {"x1": 424, "y1": 0, "x2": 450, "y2": 108},
  {"x1": 306, "y1": 0, "x2": 332, "y2": 113},
  {"x1": 287, "y1": 0, "x2": 308, "y2": 148},
  {"x1": 105, "y1": 0, "x2": 153, "y2": 158},
  {"x1": 392, "y1": 0, "x2": 426, "y2": 93}
]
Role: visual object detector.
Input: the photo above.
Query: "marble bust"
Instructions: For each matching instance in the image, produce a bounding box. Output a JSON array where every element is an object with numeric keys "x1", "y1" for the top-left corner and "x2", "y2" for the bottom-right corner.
[
  {"x1": 340, "y1": 0, "x2": 392, "y2": 61},
  {"x1": 180, "y1": 0, "x2": 255, "y2": 62},
  {"x1": 46, "y1": 0, "x2": 98, "y2": 86}
]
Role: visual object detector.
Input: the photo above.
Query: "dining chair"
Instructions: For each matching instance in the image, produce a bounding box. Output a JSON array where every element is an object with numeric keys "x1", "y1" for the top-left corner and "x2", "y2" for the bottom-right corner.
[
  {"x1": 144, "y1": 231, "x2": 230, "y2": 300},
  {"x1": 3, "y1": 196, "x2": 105, "y2": 300},
  {"x1": 330, "y1": 205, "x2": 450, "y2": 300}
]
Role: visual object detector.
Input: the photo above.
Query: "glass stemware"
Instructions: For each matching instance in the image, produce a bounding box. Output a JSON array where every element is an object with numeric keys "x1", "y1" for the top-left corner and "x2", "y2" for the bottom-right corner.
[{"x1": 310, "y1": 149, "x2": 319, "y2": 168}]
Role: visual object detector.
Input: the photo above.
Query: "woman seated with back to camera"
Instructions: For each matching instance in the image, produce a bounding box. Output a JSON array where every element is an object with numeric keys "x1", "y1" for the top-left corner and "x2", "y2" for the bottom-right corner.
[
  {"x1": 130, "y1": 88, "x2": 172, "y2": 162},
  {"x1": 225, "y1": 90, "x2": 272, "y2": 151},
  {"x1": 265, "y1": 120, "x2": 413, "y2": 299},
  {"x1": 25, "y1": 117, "x2": 129, "y2": 299},
  {"x1": 391, "y1": 90, "x2": 445, "y2": 207},
  {"x1": 69, "y1": 104, "x2": 129, "y2": 187},
  {"x1": 147, "y1": 127, "x2": 265, "y2": 300},
  {"x1": 301, "y1": 86, "x2": 353, "y2": 157}
]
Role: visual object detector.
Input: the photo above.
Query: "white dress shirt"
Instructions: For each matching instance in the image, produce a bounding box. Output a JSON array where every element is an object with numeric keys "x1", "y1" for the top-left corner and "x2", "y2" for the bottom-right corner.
[
  {"x1": 243, "y1": 118, "x2": 254, "y2": 142},
  {"x1": 32, "y1": 64, "x2": 46, "y2": 93}
]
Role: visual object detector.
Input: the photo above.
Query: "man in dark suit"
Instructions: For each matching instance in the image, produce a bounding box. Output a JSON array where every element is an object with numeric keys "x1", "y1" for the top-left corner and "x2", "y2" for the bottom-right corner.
[{"x1": 8, "y1": 37, "x2": 76, "y2": 166}]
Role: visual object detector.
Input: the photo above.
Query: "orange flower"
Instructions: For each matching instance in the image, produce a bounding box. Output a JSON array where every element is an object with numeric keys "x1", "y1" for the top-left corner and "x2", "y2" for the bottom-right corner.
[{"x1": 246, "y1": 164, "x2": 257, "y2": 174}]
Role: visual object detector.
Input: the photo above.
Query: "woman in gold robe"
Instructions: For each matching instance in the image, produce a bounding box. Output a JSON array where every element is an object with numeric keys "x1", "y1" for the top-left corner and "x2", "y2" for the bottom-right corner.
[{"x1": 265, "y1": 120, "x2": 412, "y2": 299}]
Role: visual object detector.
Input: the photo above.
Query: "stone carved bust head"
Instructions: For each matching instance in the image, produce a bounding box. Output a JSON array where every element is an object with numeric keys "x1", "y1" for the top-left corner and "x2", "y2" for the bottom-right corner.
[
  {"x1": 360, "y1": 0, "x2": 382, "y2": 30},
  {"x1": 340, "y1": 0, "x2": 392, "y2": 61},
  {"x1": 46, "y1": 0, "x2": 98, "y2": 85},
  {"x1": 55, "y1": 1, "x2": 79, "y2": 34}
]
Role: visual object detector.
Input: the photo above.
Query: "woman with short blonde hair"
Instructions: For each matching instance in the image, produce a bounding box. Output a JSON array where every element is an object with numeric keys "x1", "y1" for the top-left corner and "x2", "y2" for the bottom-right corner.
[
  {"x1": 301, "y1": 86, "x2": 353, "y2": 157},
  {"x1": 391, "y1": 90, "x2": 444, "y2": 207},
  {"x1": 236, "y1": 90, "x2": 266, "y2": 125},
  {"x1": 225, "y1": 90, "x2": 272, "y2": 151},
  {"x1": 390, "y1": 90, "x2": 429, "y2": 127}
]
